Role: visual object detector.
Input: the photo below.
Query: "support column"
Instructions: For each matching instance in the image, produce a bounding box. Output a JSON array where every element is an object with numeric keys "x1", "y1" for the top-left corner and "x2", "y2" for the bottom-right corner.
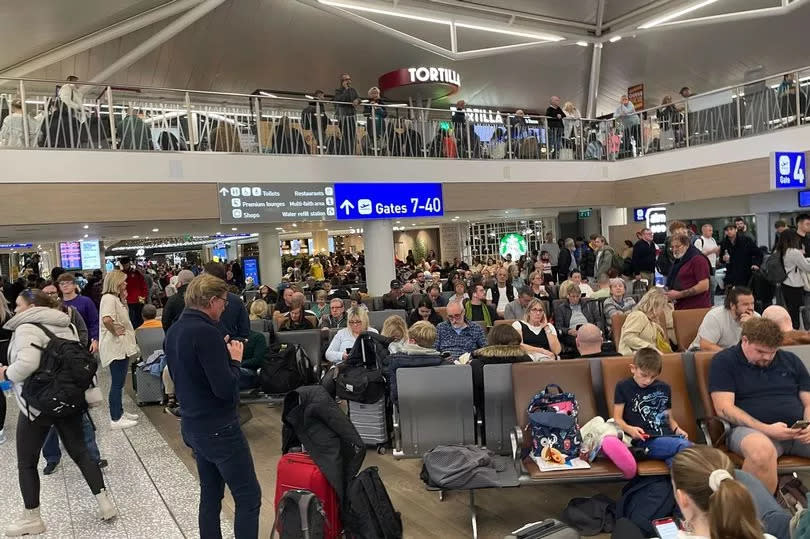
[
  {"x1": 312, "y1": 230, "x2": 329, "y2": 255},
  {"x1": 259, "y1": 230, "x2": 282, "y2": 287},
  {"x1": 754, "y1": 213, "x2": 770, "y2": 249},
  {"x1": 586, "y1": 43, "x2": 603, "y2": 118},
  {"x1": 364, "y1": 219, "x2": 396, "y2": 296},
  {"x1": 600, "y1": 206, "x2": 628, "y2": 244}
]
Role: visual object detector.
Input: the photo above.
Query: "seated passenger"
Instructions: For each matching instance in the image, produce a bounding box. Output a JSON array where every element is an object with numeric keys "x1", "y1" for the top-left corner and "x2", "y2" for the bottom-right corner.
[
  {"x1": 386, "y1": 321, "x2": 447, "y2": 405},
  {"x1": 672, "y1": 446, "x2": 782, "y2": 539},
  {"x1": 311, "y1": 290, "x2": 328, "y2": 319},
  {"x1": 381, "y1": 315, "x2": 408, "y2": 354},
  {"x1": 278, "y1": 299, "x2": 315, "y2": 331},
  {"x1": 554, "y1": 285, "x2": 601, "y2": 348},
  {"x1": 325, "y1": 307, "x2": 378, "y2": 363},
  {"x1": 320, "y1": 298, "x2": 347, "y2": 329},
  {"x1": 511, "y1": 298, "x2": 560, "y2": 361},
  {"x1": 238, "y1": 330, "x2": 269, "y2": 391},
  {"x1": 274, "y1": 286, "x2": 294, "y2": 314},
  {"x1": 573, "y1": 323, "x2": 615, "y2": 359},
  {"x1": 602, "y1": 278, "x2": 636, "y2": 325},
  {"x1": 485, "y1": 267, "x2": 519, "y2": 317},
  {"x1": 589, "y1": 274, "x2": 612, "y2": 299},
  {"x1": 257, "y1": 284, "x2": 277, "y2": 305},
  {"x1": 465, "y1": 282, "x2": 499, "y2": 327},
  {"x1": 613, "y1": 348, "x2": 691, "y2": 465},
  {"x1": 435, "y1": 300, "x2": 487, "y2": 361},
  {"x1": 407, "y1": 298, "x2": 443, "y2": 327},
  {"x1": 527, "y1": 270, "x2": 550, "y2": 299},
  {"x1": 689, "y1": 286, "x2": 758, "y2": 351},
  {"x1": 426, "y1": 284, "x2": 447, "y2": 307},
  {"x1": 558, "y1": 269, "x2": 594, "y2": 299},
  {"x1": 349, "y1": 291, "x2": 368, "y2": 313},
  {"x1": 137, "y1": 304, "x2": 162, "y2": 329},
  {"x1": 710, "y1": 318, "x2": 810, "y2": 494},
  {"x1": 469, "y1": 325, "x2": 531, "y2": 439},
  {"x1": 382, "y1": 280, "x2": 408, "y2": 310},
  {"x1": 762, "y1": 305, "x2": 810, "y2": 345},
  {"x1": 447, "y1": 280, "x2": 468, "y2": 304},
  {"x1": 504, "y1": 287, "x2": 533, "y2": 321},
  {"x1": 618, "y1": 288, "x2": 672, "y2": 356}
]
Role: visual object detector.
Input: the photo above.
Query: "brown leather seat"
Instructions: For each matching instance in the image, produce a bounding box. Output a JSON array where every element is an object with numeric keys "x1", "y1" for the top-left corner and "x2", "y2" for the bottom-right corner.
[
  {"x1": 672, "y1": 308, "x2": 711, "y2": 351},
  {"x1": 601, "y1": 354, "x2": 698, "y2": 441},
  {"x1": 435, "y1": 306, "x2": 448, "y2": 321},
  {"x1": 494, "y1": 319, "x2": 516, "y2": 326},
  {"x1": 694, "y1": 352, "x2": 810, "y2": 473},
  {"x1": 612, "y1": 313, "x2": 628, "y2": 346}
]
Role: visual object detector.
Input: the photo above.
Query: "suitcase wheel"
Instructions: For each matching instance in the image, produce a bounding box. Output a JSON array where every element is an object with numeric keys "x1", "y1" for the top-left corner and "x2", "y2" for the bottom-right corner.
[
  {"x1": 137, "y1": 402, "x2": 145, "y2": 407},
  {"x1": 376, "y1": 444, "x2": 386, "y2": 455}
]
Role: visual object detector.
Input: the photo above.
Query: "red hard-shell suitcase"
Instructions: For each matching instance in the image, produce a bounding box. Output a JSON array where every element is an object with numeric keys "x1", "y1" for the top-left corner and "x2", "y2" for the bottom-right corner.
[{"x1": 274, "y1": 452, "x2": 342, "y2": 538}]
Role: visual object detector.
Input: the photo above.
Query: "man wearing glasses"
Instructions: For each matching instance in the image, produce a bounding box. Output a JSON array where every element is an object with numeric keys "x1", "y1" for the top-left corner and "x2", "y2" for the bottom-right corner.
[
  {"x1": 334, "y1": 73, "x2": 360, "y2": 155},
  {"x1": 165, "y1": 274, "x2": 261, "y2": 539},
  {"x1": 435, "y1": 300, "x2": 486, "y2": 361}
]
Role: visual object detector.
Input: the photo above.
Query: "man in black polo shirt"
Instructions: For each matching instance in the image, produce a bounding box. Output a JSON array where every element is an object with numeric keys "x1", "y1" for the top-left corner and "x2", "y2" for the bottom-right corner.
[{"x1": 709, "y1": 318, "x2": 810, "y2": 493}]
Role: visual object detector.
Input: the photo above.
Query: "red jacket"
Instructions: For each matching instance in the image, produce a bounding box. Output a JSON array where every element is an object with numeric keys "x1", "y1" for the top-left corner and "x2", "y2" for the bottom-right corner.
[{"x1": 125, "y1": 268, "x2": 148, "y2": 304}]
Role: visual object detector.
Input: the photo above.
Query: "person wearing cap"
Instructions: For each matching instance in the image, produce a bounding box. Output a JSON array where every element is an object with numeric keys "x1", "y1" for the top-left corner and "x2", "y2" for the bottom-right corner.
[
  {"x1": 382, "y1": 280, "x2": 408, "y2": 310},
  {"x1": 57, "y1": 273, "x2": 99, "y2": 353}
]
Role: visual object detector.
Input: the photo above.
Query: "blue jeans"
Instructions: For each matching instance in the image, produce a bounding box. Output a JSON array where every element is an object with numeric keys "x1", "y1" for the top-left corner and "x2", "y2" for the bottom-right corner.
[
  {"x1": 239, "y1": 368, "x2": 260, "y2": 391},
  {"x1": 638, "y1": 435, "x2": 692, "y2": 466},
  {"x1": 182, "y1": 420, "x2": 261, "y2": 539},
  {"x1": 108, "y1": 358, "x2": 129, "y2": 421},
  {"x1": 43, "y1": 412, "x2": 101, "y2": 464}
]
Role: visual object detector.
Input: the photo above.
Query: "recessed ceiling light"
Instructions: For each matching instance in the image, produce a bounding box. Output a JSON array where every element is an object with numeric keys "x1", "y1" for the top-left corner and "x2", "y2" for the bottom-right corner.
[
  {"x1": 132, "y1": 235, "x2": 139, "y2": 239},
  {"x1": 83, "y1": 234, "x2": 88, "y2": 238},
  {"x1": 292, "y1": 223, "x2": 297, "y2": 227},
  {"x1": 145, "y1": 236, "x2": 150, "y2": 239},
  {"x1": 576, "y1": 41, "x2": 589, "y2": 47},
  {"x1": 609, "y1": 35, "x2": 622, "y2": 43},
  {"x1": 152, "y1": 228, "x2": 159, "y2": 232},
  {"x1": 231, "y1": 227, "x2": 238, "y2": 231},
  {"x1": 83, "y1": 225, "x2": 89, "y2": 229}
]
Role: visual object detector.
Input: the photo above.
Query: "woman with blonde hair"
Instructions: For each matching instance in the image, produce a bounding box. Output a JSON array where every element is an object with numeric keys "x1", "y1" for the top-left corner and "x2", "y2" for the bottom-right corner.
[
  {"x1": 381, "y1": 315, "x2": 408, "y2": 354},
  {"x1": 672, "y1": 446, "x2": 777, "y2": 539},
  {"x1": 562, "y1": 101, "x2": 581, "y2": 139},
  {"x1": 512, "y1": 298, "x2": 560, "y2": 361},
  {"x1": 325, "y1": 307, "x2": 378, "y2": 363},
  {"x1": 248, "y1": 298, "x2": 268, "y2": 320},
  {"x1": 99, "y1": 270, "x2": 140, "y2": 429},
  {"x1": 618, "y1": 287, "x2": 672, "y2": 355}
]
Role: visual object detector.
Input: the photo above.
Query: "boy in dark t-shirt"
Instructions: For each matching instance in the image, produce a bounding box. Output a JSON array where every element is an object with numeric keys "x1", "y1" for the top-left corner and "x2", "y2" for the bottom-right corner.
[{"x1": 613, "y1": 348, "x2": 692, "y2": 465}]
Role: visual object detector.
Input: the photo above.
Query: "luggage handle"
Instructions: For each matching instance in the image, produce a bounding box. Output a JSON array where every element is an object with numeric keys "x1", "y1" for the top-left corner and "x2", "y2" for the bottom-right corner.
[{"x1": 542, "y1": 384, "x2": 565, "y2": 396}]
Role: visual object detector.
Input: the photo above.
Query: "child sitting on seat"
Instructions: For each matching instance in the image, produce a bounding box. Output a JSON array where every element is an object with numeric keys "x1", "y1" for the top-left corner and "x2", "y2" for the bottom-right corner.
[
  {"x1": 613, "y1": 347, "x2": 691, "y2": 465},
  {"x1": 137, "y1": 304, "x2": 162, "y2": 330}
]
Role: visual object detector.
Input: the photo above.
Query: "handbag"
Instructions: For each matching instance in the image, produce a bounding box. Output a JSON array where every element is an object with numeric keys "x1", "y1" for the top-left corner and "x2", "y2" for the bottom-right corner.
[
  {"x1": 85, "y1": 382, "x2": 103, "y2": 408},
  {"x1": 528, "y1": 384, "x2": 579, "y2": 419},
  {"x1": 528, "y1": 410, "x2": 582, "y2": 461}
]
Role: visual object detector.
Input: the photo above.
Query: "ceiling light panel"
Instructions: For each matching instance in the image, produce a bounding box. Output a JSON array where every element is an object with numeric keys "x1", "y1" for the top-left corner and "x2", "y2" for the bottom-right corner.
[
  {"x1": 318, "y1": 0, "x2": 451, "y2": 25},
  {"x1": 638, "y1": 0, "x2": 721, "y2": 29}
]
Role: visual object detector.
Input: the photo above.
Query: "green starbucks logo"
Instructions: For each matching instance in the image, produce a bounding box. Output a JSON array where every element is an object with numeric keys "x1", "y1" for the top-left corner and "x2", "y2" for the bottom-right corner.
[{"x1": 499, "y1": 233, "x2": 527, "y2": 259}]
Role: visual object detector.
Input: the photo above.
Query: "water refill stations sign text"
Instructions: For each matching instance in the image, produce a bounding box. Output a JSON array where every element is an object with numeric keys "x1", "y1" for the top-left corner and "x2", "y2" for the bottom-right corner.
[{"x1": 333, "y1": 183, "x2": 444, "y2": 220}]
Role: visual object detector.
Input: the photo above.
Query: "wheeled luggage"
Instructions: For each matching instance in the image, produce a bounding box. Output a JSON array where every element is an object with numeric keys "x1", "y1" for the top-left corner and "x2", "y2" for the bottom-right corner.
[
  {"x1": 505, "y1": 519, "x2": 580, "y2": 538},
  {"x1": 274, "y1": 451, "x2": 342, "y2": 539},
  {"x1": 134, "y1": 363, "x2": 163, "y2": 406},
  {"x1": 347, "y1": 399, "x2": 388, "y2": 452}
]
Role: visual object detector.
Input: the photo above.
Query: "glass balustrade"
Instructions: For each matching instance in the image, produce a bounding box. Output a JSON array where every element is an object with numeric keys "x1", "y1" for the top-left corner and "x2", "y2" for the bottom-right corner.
[{"x1": 0, "y1": 66, "x2": 807, "y2": 161}]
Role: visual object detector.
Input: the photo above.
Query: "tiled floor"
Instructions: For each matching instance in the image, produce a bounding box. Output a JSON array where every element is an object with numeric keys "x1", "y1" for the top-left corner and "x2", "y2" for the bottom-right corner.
[{"x1": 0, "y1": 369, "x2": 233, "y2": 539}]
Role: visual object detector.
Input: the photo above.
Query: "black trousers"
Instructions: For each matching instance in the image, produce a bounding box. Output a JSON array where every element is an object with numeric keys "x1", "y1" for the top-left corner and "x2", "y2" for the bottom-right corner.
[
  {"x1": 17, "y1": 412, "x2": 104, "y2": 509},
  {"x1": 783, "y1": 284, "x2": 805, "y2": 330},
  {"x1": 128, "y1": 302, "x2": 144, "y2": 330}
]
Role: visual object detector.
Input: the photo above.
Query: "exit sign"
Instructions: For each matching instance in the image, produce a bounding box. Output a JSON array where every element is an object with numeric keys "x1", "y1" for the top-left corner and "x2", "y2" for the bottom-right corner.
[{"x1": 578, "y1": 208, "x2": 592, "y2": 219}]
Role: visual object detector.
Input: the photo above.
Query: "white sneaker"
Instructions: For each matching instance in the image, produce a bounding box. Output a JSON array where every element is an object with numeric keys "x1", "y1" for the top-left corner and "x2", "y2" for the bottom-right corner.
[
  {"x1": 123, "y1": 412, "x2": 139, "y2": 421},
  {"x1": 110, "y1": 417, "x2": 138, "y2": 430}
]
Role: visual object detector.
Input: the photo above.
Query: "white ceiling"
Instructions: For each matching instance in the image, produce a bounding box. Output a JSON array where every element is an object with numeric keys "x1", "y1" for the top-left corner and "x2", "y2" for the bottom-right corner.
[{"x1": 2, "y1": 0, "x2": 806, "y2": 115}]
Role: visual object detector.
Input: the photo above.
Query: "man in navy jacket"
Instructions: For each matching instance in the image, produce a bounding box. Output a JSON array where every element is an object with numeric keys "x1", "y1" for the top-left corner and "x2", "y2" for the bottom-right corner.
[{"x1": 165, "y1": 274, "x2": 260, "y2": 538}]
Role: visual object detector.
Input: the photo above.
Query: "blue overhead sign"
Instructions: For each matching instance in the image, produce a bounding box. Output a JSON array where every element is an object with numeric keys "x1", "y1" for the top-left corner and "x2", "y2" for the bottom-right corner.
[
  {"x1": 333, "y1": 183, "x2": 444, "y2": 220},
  {"x1": 633, "y1": 207, "x2": 648, "y2": 222},
  {"x1": 772, "y1": 151, "x2": 806, "y2": 190}
]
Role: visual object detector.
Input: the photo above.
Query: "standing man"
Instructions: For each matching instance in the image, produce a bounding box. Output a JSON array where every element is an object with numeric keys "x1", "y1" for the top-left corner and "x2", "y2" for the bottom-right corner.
[
  {"x1": 334, "y1": 73, "x2": 360, "y2": 156},
  {"x1": 165, "y1": 274, "x2": 261, "y2": 538},
  {"x1": 694, "y1": 224, "x2": 720, "y2": 295},
  {"x1": 631, "y1": 228, "x2": 656, "y2": 287},
  {"x1": 120, "y1": 257, "x2": 148, "y2": 330},
  {"x1": 540, "y1": 232, "x2": 560, "y2": 282},
  {"x1": 773, "y1": 220, "x2": 787, "y2": 248},
  {"x1": 545, "y1": 96, "x2": 566, "y2": 159},
  {"x1": 592, "y1": 236, "x2": 617, "y2": 280},
  {"x1": 720, "y1": 224, "x2": 762, "y2": 290},
  {"x1": 665, "y1": 233, "x2": 712, "y2": 310}
]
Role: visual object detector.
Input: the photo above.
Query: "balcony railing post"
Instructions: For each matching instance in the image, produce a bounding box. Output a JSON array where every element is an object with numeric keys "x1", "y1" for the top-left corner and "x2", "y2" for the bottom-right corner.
[
  {"x1": 315, "y1": 100, "x2": 324, "y2": 156},
  {"x1": 544, "y1": 118, "x2": 549, "y2": 160},
  {"x1": 18, "y1": 80, "x2": 29, "y2": 148},
  {"x1": 797, "y1": 71, "x2": 803, "y2": 126},
  {"x1": 579, "y1": 120, "x2": 584, "y2": 161},
  {"x1": 684, "y1": 100, "x2": 690, "y2": 148},
  {"x1": 106, "y1": 86, "x2": 117, "y2": 150},
  {"x1": 185, "y1": 92, "x2": 195, "y2": 152},
  {"x1": 506, "y1": 116, "x2": 512, "y2": 159},
  {"x1": 371, "y1": 104, "x2": 378, "y2": 157},
  {"x1": 736, "y1": 87, "x2": 743, "y2": 138},
  {"x1": 465, "y1": 120, "x2": 472, "y2": 159}
]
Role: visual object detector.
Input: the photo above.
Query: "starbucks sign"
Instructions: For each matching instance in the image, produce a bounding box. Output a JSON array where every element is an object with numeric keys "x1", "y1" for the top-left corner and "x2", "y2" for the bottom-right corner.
[{"x1": 499, "y1": 233, "x2": 527, "y2": 260}]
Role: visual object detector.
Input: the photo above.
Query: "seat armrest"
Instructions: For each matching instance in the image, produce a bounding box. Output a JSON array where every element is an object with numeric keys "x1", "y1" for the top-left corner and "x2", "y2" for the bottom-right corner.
[
  {"x1": 697, "y1": 416, "x2": 731, "y2": 448},
  {"x1": 393, "y1": 404, "x2": 402, "y2": 453}
]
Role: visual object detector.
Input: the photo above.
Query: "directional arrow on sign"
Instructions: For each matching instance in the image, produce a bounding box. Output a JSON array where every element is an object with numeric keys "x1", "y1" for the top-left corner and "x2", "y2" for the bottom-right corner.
[
  {"x1": 219, "y1": 187, "x2": 229, "y2": 196},
  {"x1": 340, "y1": 200, "x2": 355, "y2": 215}
]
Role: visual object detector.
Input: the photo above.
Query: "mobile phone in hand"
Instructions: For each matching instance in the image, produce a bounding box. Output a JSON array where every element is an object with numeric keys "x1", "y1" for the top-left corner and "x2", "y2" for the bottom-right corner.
[
  {"x1": 652, "y1": 517, "x2": 680, "y2": 538},
  {"x1": 791, "y1": 420, "x2": 810, "y2": 429}
]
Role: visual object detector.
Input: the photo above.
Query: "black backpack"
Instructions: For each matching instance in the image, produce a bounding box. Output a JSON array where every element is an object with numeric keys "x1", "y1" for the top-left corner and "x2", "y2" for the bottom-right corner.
[
  {"x1": 335, "y1": 333, "x2": 387, "y2": 404},
  {"x1": 763, "y1": 252, "x2": 788, "y2": 285},
  {"x1": 21, "y1": 323, "x2": 97, "y2": 417},
  {"x1": 344, "y1": 467, "x2": 403, "y2": 539},
  {"x1": 272, "y1": 489, "x2": 326, "y2": 539},
  {"x1": 260, "y1": 344, "x2": 315, "y2": 395}
]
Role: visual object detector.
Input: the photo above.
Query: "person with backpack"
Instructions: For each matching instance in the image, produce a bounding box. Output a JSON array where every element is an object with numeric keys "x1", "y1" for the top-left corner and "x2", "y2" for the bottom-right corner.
[
  {"x1": 775, "y1": 229, "x2": 810, "y2": 329},
  {"x1": 164, "y1": 274, "x2": 261, "y2": 539},
  {"x1": 0, "y1": 289, "x2": 116, "y2": 536}
]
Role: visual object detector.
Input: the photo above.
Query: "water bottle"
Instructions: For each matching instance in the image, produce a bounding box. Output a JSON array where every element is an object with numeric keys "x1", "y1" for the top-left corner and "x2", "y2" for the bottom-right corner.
[{"x1": 0, "y1": 379, "x2": 11, "y2": 392}]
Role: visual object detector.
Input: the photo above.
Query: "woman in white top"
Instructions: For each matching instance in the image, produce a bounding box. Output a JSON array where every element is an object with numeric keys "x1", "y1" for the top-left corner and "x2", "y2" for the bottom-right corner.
[
  {"x1": 777, "y1": 229, "x2": 810, "y2": 330},
  {"x1": 99, "y1": 270, "x2": 140, "y2": 430},
  {"x1": 448, "y1": 280, "x2": 469, "y2": 305},
  {"x1": 511, "y1": 298, "x2": 560, "y2": 361},
  {"x1": 0, "y1": 99, "x2": 39, "y2": 148},
  {"x1": 325, "y1": 307, "x2": 378, "y2": 363},
  {"x1": 672, "y1": 446, "x2": 776, "y2": 539},
  {"x1": 562, "y1": 101, "x2": 581, "y2": 138}
]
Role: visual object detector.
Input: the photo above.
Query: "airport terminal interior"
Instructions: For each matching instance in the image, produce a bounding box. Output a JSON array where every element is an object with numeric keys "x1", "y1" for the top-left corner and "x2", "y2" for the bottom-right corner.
[{"x1": 3, "y1": 0, "x2": 810, "y2": 538}]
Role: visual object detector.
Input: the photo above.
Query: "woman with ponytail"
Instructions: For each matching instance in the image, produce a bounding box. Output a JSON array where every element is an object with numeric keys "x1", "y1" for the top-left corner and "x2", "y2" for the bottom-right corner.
[{"x1": 672, "y1": 446, "x2": 783, "y2": 538}]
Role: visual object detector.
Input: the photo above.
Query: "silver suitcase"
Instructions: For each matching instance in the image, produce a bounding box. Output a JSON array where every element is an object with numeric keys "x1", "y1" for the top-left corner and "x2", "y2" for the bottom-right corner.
[
  {"x1": 348, "y1": 399, "x2": 388, "y2": 447},
  {"x1": 135, "y1": 364, "x2": 163, "y2": 406}
]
